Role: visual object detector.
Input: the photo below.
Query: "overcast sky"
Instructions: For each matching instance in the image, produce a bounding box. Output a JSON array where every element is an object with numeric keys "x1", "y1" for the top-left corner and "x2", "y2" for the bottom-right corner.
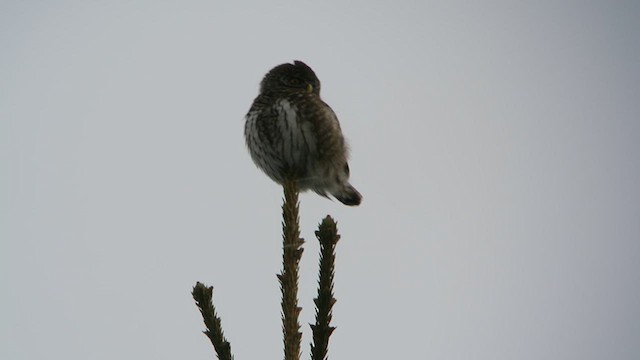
[{"x1": 2, "y1": 1, "x2": 639, "y2": 359}]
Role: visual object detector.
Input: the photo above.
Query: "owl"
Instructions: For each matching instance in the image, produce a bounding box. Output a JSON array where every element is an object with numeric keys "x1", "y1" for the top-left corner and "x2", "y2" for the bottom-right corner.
[{"x1": 244, "y1": 60, "x2": 362, "y2": 206}]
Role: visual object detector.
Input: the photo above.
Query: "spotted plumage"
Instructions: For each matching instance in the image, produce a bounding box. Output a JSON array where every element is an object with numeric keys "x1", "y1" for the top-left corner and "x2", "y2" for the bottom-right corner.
[{"x1": 244, "y1": 60, "x2": 362, "y2": 206}]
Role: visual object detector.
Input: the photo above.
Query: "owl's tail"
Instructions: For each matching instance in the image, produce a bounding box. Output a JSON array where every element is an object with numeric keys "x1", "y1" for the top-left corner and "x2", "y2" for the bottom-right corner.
[{"x1": 333, "y1": 184, "x2": 362, "y2": 206}]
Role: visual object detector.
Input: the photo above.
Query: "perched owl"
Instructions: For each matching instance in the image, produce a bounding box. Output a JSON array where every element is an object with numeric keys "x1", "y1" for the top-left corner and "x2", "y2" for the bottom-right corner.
[{"x1": 245, "y1": 60, "x2": 362, "y2": 206}]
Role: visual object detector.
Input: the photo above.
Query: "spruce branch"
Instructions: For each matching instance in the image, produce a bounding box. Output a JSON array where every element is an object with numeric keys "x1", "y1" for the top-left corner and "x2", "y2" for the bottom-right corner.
[
  {"x1": 310, "y1": 216, "x2": 340, "y2": 360},
  {"x1": 192, "y1": 282, "x2": 234, "y2": 360},
  {"x1": 278, "y1": 178, "x2": 304, "y2": 360},
  {"x1": 193, "y1": 179, "x2": 346, "y2": 360}
]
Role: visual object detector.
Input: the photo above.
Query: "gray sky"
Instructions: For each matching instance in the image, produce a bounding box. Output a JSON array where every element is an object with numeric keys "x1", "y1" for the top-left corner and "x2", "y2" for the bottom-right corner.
[{"x1": 2, "y1": 1, "x2": 639, "y2": 359}]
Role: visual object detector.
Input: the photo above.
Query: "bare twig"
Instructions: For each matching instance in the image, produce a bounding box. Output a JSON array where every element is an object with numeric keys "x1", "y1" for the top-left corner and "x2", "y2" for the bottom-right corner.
[
  {"x1": 192, "y1": 282, "x2": 234, "y2": 360},
  {"x1": 310, "y1": 216, "x2": 339, "y2": 360},
  {"x1": 278, "y1": 178, "x2": 304, "y2": 360}
]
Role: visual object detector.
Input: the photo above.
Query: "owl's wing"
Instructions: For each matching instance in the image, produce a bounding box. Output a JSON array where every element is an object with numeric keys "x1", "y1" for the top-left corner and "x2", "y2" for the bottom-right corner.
[{"x1": 321, "y1": 100, "x2": 342, "y2": 129}]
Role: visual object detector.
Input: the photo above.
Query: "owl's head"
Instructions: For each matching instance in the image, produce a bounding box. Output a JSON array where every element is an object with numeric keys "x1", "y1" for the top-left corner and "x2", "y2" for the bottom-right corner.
[{"x1": 260, "y1": 60, "x2": 321, "y2": 95}]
